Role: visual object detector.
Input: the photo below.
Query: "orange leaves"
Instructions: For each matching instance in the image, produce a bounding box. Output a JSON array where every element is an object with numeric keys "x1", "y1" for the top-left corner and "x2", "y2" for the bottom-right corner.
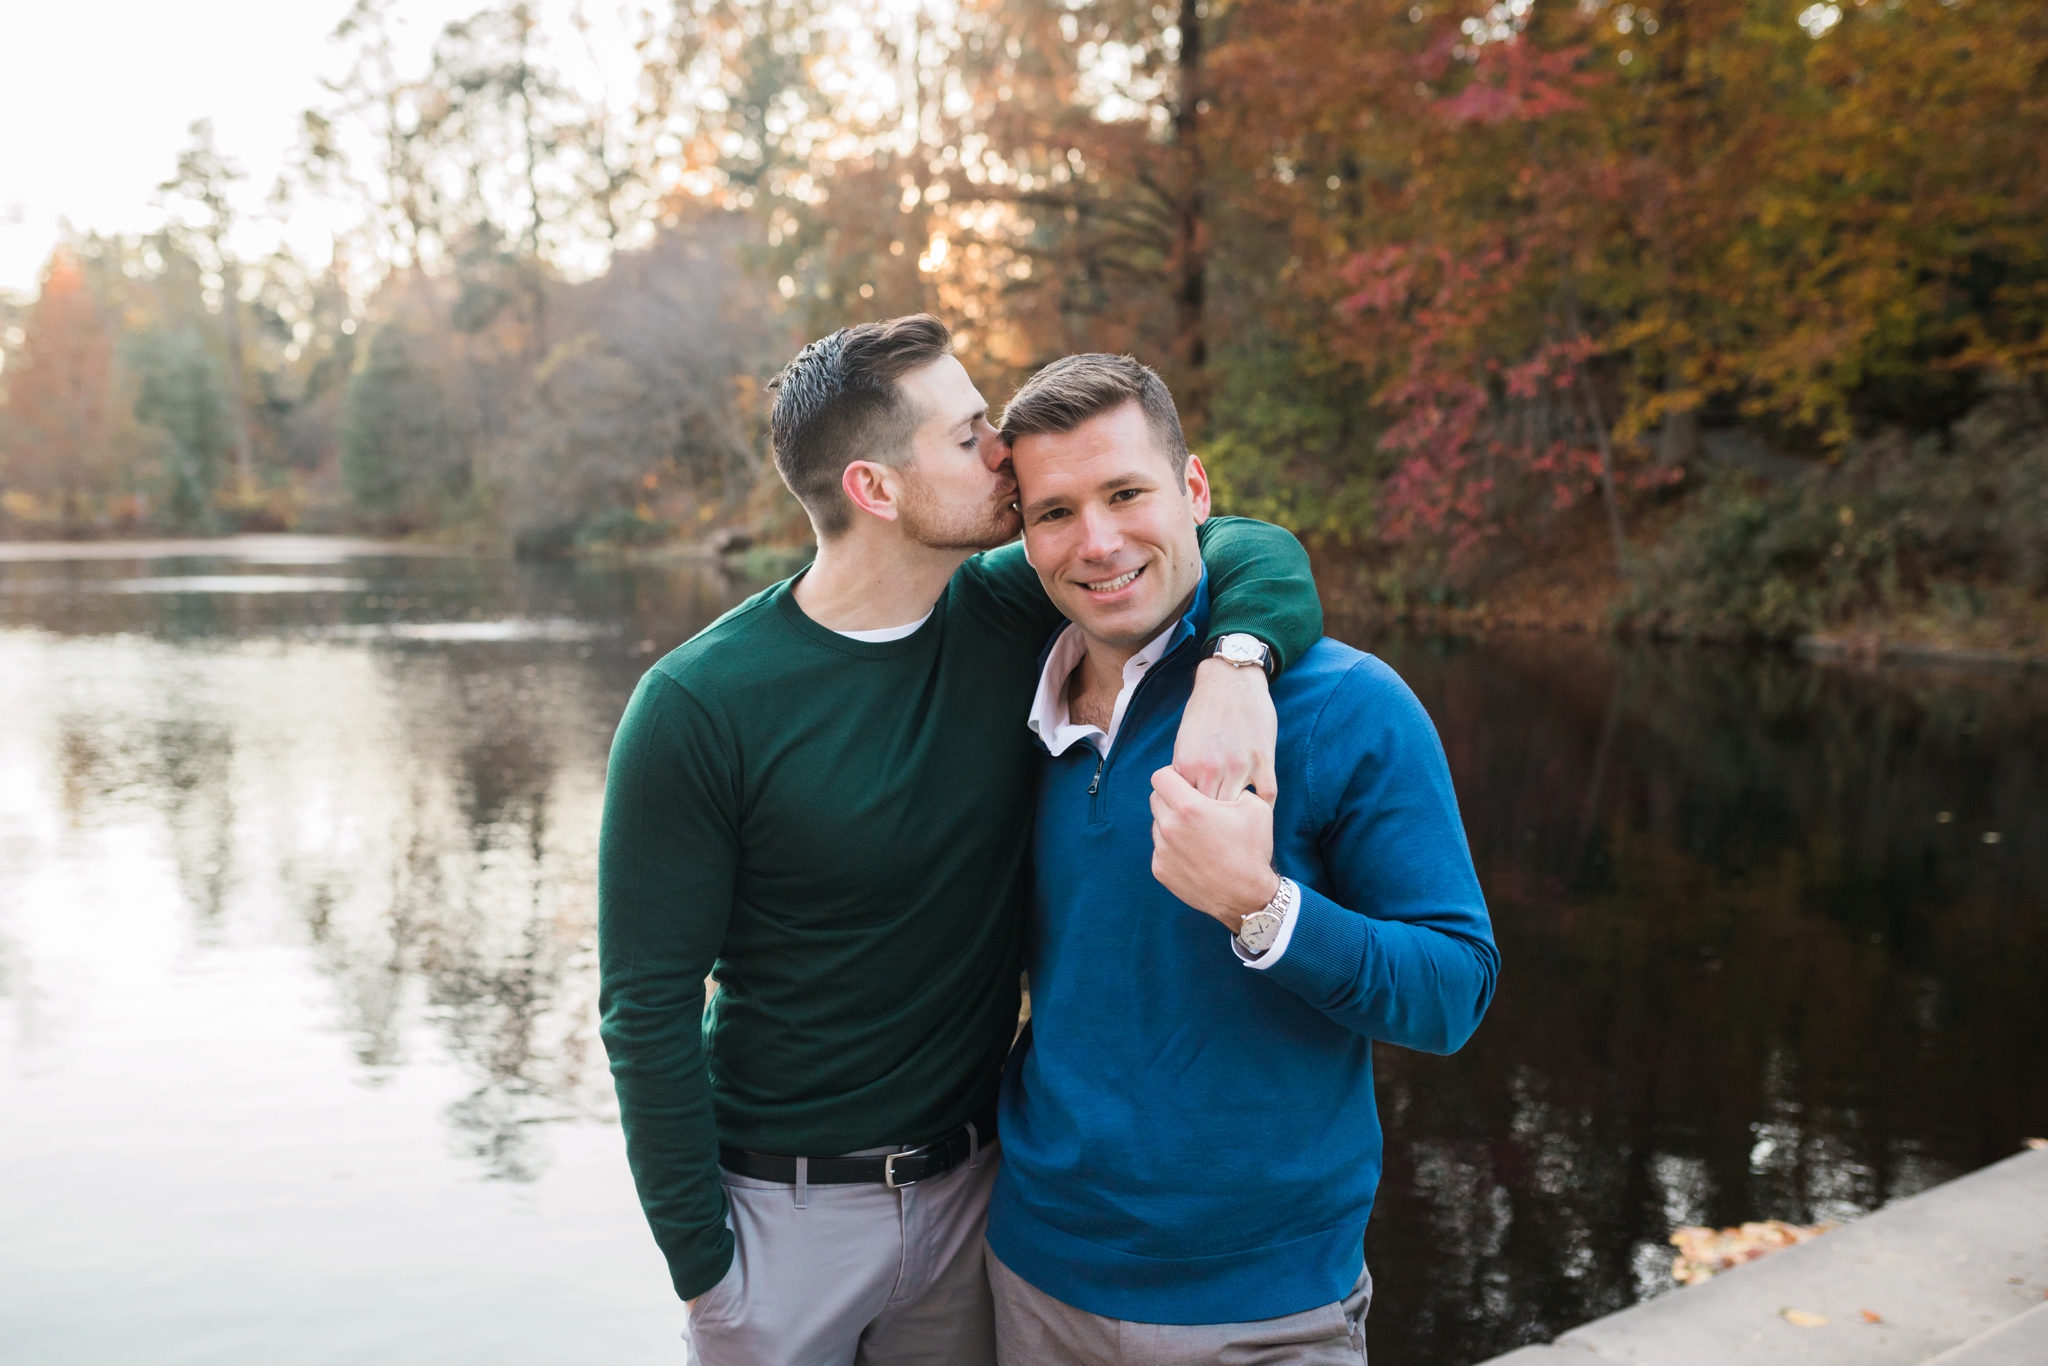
[
  {"x1": 0, "y1": 248, "x2": 124, "y2": 534},
  {"x1": 1670, "y1": 1220, "x2": 1833, "y2": 1286}
]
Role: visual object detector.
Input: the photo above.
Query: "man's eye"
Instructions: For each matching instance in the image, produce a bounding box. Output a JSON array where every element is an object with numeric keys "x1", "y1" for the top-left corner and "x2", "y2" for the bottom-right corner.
[
  {"x1": 962, "y1": 435, "x2": 980, "y2": 450},
  {"x1": 1112, "y1": 488, "x2": 1141, "y2": 502}
]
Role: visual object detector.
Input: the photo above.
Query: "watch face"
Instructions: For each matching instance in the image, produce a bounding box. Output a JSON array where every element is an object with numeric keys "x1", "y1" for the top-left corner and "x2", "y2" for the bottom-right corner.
[
  {"x1": 1220, "y1": 635, "x2": 1265, "y2": 666},
  {"x1": 1239, "y1": 910, "x2": 1281, "y2": 953}
]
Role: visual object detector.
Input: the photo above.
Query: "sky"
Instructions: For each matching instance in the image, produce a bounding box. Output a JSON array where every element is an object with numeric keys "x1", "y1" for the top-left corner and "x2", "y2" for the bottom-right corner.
[{"x1": 0, "y1": 0, "x2": 640, "y2": 301}]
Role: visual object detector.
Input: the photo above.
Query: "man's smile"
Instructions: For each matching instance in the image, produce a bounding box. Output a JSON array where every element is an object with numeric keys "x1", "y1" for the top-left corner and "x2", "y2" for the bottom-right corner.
[{"x1": 1080, "y1": 566, "x2": 1144, "y2": 594}]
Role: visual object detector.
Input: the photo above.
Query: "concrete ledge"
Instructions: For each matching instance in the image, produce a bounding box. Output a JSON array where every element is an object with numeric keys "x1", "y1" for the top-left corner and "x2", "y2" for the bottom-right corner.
[
  {"x1": 1924, "y1": 1302, "x2": 2048, "y2": 1365},
  {"x1": 1478, "y1": 1347, "x2": 1599, "y2": 1364},
  {"x1": 1476, "y1": 1148, "x2": 2048, "y2": 1366}
]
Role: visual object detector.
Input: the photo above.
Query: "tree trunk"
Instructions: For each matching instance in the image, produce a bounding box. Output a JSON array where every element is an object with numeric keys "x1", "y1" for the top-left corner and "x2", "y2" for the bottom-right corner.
[
  {"x1": 1171, "y1": 0, "x2": 1208, "y2": 429},
  {"x1": 216, "y1": 244, "x2": 255, "y2": 499},
  {"x1": 517, "y1": 6, "x2": 548, "y2": 363},
  {"x1": 1575, "y1": 363, "x2": 1631, "y2": 578},
  {"x1": 1659, "y1": 366, "x2": 1701, "y2": 466}
]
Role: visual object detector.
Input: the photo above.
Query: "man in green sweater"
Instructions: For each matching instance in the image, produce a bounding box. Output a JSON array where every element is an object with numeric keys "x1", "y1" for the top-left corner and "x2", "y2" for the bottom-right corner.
[{"x1": 597, "y1": 315, "x2": 1322, "y2": 1365}]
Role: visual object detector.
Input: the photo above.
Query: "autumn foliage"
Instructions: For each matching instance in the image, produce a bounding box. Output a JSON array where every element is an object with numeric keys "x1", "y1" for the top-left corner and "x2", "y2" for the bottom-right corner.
[
  {"x1": 1211, "y1": 0, "x2": 2048, "y2": 565},
  {"x1": 1, "y1": 0, "x2": 2044, "y2": 615},
  {"x1": 1, "y1": 250, "x2": 122, "y2": 534}
]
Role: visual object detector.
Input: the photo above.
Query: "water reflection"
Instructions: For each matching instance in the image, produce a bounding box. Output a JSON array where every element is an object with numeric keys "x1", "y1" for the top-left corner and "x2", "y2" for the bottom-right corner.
[
  {"x1": 1, "y1": 552, "x2": 2043, "y2": 1366},
  {"x1": 0, "y1": 549, "x2": 750, "y2": 1365},
  {"x1": 108, "y1": 575, "x2": 371, "y2": 593},
  {"x1": 1357, "y1": 631, "x2": 2048, "y2": 1364}
]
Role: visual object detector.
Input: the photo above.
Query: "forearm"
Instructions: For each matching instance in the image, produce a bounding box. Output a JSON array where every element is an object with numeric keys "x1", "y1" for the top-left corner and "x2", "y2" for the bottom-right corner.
[
  {"x1": 1195, "y1": 516, "x2": 1323, "y2": 674},
  {"x1": 598, "y1": 865, "x2": 734, "y2": 1299},
  {"x1": 600, "y1": 978, "x2": 733, "y2": 1298},
  {"x1": 1256, "y1": 886, "x2": 1499, "y2": 1053},
  {"x1": 1176, "y1": 657, "x2": 1279, "y2": 801}
]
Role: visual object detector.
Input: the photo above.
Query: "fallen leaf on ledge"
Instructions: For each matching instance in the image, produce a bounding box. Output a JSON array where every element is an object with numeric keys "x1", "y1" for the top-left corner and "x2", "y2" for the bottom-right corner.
[
  {"x1": 2025, "y1": 1137, "x2": 2046, "y2": 1150},
  {"x1": 1860, "y1": 1309, "x2": 1883, "y2": 1324},
  {"x1": 1669, "y1": 1221, "x2": 1835, "y2": 1285},
  {"x1": 1782, "y1": 1309, "x2": 1831, "y2": 1329}
]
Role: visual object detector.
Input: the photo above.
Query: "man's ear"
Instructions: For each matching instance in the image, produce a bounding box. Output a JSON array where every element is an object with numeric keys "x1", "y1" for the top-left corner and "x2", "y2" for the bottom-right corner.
[
  {"x1": 841, "y1": 461, "x2": 902, "y2": 523},
  {"x1": 1184, "y1": 453, "x2": 1213, "y2": 524}
]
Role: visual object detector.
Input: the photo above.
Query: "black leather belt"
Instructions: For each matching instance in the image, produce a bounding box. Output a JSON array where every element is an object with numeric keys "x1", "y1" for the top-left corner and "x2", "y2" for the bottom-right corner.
[{"x1": 719, "y1": 1104, "x2": 997, "y2": 1189}]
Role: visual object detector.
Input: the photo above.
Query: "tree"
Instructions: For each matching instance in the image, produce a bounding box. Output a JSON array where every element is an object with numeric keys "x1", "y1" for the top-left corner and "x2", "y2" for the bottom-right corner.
[
  {"x1": 339, "y1": 321, "x2": 471, "y2": 529},
  {"x1": 125, "y1": 324, "x2": 233, "y2": 530},
  {"x1": 0, "y1": 248, "x2": 121, "y2": 535},
  {"x1": 304, "y1": 0, "x2": 448, "y2": 274},
  {"x1": 496, "y1": 219, "x2": 780, "y2": 553},
  {"x1": 1203, "y1": 0, "x2": 2046, "y2": 570},
  {"x1": 429, "y1": 2, "x2": 572, "y2": 359},
  {"x1": 160, "y1": 120, "x2": 259, "y2": 500}
]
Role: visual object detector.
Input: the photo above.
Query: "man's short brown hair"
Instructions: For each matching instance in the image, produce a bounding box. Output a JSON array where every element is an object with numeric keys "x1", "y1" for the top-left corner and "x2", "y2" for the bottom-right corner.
[
  {"x1": 998, "y1": 353, "x2": 1189, "y2": 478},
  {"x1": 767, "y1": 314, "x2": 953, "y2": 537}
]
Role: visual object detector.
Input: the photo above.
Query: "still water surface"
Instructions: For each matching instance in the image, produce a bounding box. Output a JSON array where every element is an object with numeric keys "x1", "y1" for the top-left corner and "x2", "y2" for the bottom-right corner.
[{"x1": 2, "y1": 540, "x2": 2042, "y2": 1365}]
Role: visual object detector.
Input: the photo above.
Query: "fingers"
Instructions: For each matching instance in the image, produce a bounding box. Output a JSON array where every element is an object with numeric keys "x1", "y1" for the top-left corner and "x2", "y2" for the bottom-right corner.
[
  {"x1": 1173, "y1": 745, "x2": 1253, "y2": 801},
  {"x1": 1251, "y1": 753, "x2": 1278, "y2": 805},
  {"x1": 1171, "y1": 746, "x2": 1223, "y2": 801},
  {"x1": 1151, "y1": 764, "x2": 1197, "y2": 804},
  {"x1": 1204, "y1": 753, "x2": 1249, "y2": 802},
  {"x1": 1161, "y1": 760, "x2": 1273, "y2": 813}
]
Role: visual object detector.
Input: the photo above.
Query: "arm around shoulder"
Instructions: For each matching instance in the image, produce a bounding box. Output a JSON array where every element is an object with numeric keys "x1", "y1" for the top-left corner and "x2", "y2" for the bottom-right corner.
[
  {"x1": 1195, "y1": 516, "x2": 1323, "y2": 676},
  {"x1": 953, "y1": 539, "x2": 1067, "y2": 639}
]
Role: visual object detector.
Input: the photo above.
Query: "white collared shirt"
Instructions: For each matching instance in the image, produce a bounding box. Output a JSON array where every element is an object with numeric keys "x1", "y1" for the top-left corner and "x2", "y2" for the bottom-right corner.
[
  {"x1": 1026, "y1": 620, "x2": 1300, "y2": 966},
  {"x1": 1026, "y1": 620, "x2": 1178, "y2": 759}
]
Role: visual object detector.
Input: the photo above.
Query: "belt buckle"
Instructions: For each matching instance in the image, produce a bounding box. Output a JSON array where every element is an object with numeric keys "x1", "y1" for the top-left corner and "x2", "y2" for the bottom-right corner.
[{"x1": 884, "y1": 1150, "x2": 920, "y2": 1189}]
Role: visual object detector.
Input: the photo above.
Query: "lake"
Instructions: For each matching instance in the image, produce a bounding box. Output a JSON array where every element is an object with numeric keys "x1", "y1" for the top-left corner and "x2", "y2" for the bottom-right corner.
[{"x1": 2, "y1": 539, "x2": 2043, "y2": 1366}]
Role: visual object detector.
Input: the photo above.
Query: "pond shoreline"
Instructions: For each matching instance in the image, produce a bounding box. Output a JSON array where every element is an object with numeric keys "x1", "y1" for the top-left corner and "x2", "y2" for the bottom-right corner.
[
  {"x1": 8, "y1": 533, "x2": 2044, "y2": 676},
  {"x1": 1794, "y1": 632, "x2": 2048, "y2": 674},
  {"x1": 1332, "y1": 606, "x2": 2048, "y2": 677},
  {"x1": 0, "y1": 533, "x2": 478, "y2": 562}
]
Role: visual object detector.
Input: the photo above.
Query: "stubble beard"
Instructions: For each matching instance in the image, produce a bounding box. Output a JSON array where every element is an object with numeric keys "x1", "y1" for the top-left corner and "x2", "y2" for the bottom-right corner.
[{"x1": 897, "y1": 466, "x2": 1022, "y2": 552}]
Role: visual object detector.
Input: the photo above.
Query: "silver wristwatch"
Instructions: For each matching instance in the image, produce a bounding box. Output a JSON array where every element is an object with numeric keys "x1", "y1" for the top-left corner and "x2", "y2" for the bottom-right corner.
[
  {"x1": 1236, "y1": 877, "x2": 1296, "y2": 957},
  {"x1": 1209, "y1": 632, "x2": 1274, "y2": 677}
]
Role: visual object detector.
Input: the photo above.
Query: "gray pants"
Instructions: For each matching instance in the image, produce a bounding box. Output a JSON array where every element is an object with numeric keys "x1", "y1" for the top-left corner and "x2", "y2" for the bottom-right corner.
[
  {"x1": 988, "y1": 1245, "x2": 1371, "y2": 1366},
  {"x1": 684, "y1": 1146, "x2": 1000, "y2": 1366}
]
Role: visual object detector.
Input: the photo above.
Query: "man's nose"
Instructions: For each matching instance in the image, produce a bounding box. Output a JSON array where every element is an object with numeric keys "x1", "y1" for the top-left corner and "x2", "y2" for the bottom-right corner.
[
  {"x1": 982, "y1": 431, "x2": 1011, "y2": 475},
  {"x1": 1077, "y1": 505, "x2": 1121, "y2": 560}
]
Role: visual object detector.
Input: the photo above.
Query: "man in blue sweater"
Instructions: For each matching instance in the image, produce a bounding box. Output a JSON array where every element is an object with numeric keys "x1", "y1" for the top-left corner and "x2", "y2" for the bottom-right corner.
[{"x1": 986, "y1": 354, "x2": 1500, "y2": 1363}]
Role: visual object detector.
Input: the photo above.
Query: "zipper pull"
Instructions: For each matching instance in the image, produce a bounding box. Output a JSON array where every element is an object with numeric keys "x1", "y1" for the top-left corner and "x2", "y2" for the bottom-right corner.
[{"x1": 1087, "y1": 756, "x2": 1104, "y2": 795}]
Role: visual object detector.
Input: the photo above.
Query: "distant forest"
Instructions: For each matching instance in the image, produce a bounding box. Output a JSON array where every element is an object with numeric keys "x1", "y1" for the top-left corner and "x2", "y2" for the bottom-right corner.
[{"x1": 2, "y1": 0, "x2": 2045, "y2": 642}]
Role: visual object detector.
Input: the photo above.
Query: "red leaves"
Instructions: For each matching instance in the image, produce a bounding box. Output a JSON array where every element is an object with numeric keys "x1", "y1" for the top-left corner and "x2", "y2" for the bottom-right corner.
[
  {"x1": 1335, "y1": 234, "x2": 1615, "y2": 554},
  {"x1": 1437, "y1": 42, "x2": 1600, "y2": 127}
]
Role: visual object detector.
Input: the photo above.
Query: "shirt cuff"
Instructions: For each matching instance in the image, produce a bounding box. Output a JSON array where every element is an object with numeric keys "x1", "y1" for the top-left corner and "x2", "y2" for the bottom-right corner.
[{"x1": 1232, "y1": 880, "x2": 1300, "y2": 970}]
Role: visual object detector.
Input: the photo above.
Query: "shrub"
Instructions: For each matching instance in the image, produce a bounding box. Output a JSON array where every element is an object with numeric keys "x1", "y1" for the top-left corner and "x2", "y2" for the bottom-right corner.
[{"x1": 1623, "y1": 390, "x2": 2048, "y2": 640}]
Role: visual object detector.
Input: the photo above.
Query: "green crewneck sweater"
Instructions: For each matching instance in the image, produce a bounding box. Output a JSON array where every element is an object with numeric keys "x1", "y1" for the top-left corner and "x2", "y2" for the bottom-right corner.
[{"x1": 597, "y1": 519, "x2": 1321, "y2": 1301}]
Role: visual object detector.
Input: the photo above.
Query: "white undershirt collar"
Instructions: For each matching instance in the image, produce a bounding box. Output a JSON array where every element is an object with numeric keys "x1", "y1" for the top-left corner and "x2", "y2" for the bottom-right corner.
[{"x1": 833, "y1": 609, "x2": 933, "y2": 643}]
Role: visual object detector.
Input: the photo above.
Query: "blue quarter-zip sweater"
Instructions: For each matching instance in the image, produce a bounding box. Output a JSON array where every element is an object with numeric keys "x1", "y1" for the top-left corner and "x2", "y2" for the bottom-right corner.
[{"x1": 987, "y1": 576, "x2": 1499, "y2": 1325}]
